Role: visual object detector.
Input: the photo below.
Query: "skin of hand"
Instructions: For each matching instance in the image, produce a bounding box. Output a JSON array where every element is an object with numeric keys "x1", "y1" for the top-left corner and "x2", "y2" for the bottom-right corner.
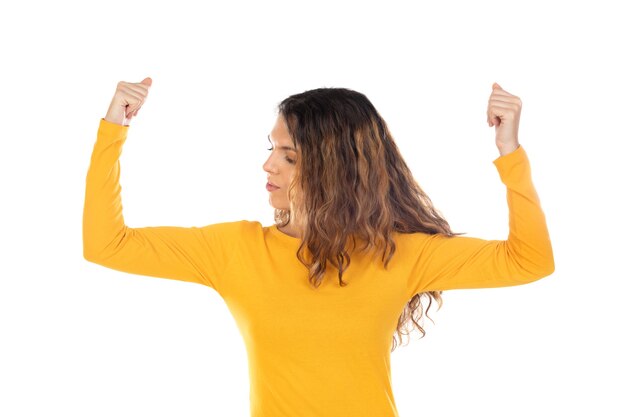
[
  {"x1": 487, "y1": 82, "x2": 522, "y2": 156},
  {"x1": 104, "y1": 77, "x2": 153, "y2": 126}
]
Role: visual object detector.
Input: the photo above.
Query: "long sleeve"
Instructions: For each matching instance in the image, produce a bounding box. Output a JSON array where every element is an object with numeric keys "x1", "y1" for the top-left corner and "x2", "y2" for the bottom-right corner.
[
  {"x1": 406, "y1": 145, "x2": 555, "y2": 295},
  {"x1": 82, "y1": 118, "x2": 238, "y2": 293}
]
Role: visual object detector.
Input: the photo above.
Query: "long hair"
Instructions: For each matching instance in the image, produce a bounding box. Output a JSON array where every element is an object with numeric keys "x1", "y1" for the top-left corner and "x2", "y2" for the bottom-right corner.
[{"x1": 274, "y1": 87, "x2": 456, "y2": 352}]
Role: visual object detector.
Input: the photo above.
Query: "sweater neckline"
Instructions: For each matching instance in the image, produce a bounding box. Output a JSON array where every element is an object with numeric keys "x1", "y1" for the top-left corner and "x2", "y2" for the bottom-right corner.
[{"x1": 269, "y1": 224, "x2": 302, "y2": 245}]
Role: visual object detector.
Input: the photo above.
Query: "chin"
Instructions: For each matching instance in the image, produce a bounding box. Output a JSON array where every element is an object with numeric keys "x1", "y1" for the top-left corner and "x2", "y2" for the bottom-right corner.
[{"x1": 268, "y1": 198, "x2": 288, "y2": 211}]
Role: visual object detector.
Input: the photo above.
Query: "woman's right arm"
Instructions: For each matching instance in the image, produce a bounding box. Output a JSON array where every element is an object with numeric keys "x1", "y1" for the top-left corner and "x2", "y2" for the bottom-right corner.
[{"x1": 82, "y1": 79, "x2": 234, "y2": 292}]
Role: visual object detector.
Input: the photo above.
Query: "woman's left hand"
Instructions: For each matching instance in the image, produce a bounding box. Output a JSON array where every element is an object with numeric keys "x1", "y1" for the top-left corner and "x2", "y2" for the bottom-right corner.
[{"x1": 487, "y1": 82, "x2": 521, "y2": 156}]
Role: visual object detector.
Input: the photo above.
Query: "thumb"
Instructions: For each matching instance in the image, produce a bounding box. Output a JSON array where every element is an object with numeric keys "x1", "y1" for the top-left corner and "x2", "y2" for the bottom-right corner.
[
  {"x1": 492, "y1": 82, "x2": 502, "y2": 90},
  {"x1": 141, "y1": 77, "x2": 153, "y2": 87}
]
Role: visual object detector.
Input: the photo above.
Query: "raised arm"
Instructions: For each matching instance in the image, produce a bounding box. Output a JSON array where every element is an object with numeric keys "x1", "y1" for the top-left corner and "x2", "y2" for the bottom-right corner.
[
  {"x1": 82, "y1": 78, "x2": 234, "y2": 293},
  {"x1": 408, "y1": 145, "x2": 554, "y2": 294},
  {"x1": 407, "y1": 83, "x2": 554, "y2": 295}
]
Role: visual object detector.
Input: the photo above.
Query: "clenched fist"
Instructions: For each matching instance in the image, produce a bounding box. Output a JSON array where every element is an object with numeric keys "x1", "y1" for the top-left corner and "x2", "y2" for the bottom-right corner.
[
  {"x1": 487, "y1": 82, "x2": 521, "y2": 156},
  {"x1": 104, "y1": 77, "x2": 152, "y2": 126}
]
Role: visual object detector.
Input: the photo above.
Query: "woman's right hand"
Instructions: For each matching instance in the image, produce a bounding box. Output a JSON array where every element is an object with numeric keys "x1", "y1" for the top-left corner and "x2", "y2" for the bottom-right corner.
[{"x1": 104, "y1": 77, "x2": 152, "y2": 126}]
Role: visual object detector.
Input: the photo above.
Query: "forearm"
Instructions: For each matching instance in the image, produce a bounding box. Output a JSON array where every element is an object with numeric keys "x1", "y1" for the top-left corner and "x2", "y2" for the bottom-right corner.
[
  {"x1": 495, "y1": 145, "x2": 554, "y2": 278},
  {"x1": 82, "y1": 119, "x2": 129, "y2": 261}
]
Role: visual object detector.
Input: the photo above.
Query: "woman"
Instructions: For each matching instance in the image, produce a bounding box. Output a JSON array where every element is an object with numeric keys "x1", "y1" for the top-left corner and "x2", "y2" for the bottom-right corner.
[{"x1": 83, "y1": 77, "x2": 554, "y2": 417}]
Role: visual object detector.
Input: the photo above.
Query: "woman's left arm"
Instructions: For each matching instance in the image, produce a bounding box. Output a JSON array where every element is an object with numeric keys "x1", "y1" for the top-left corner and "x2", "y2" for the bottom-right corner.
[
  {"x1": 412, "y1": 145, "x2": 554, "y2": 293},
  {"x1": 488, "y1": 82, "x2": 521, "y2": 157},
  {"x1": 408, "y1": 84, "x2": 554, "y2": 294}
]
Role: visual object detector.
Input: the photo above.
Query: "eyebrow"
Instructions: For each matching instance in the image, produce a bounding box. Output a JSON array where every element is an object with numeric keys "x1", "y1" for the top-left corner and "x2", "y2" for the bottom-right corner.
[{"x1": 268, "y1": 135, "x2": 296, "y2": 151}]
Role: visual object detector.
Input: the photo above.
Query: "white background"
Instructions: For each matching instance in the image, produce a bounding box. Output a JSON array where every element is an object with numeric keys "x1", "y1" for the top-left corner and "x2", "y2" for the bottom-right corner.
[{"x1": 1, "y1": 0, "x2": 625, "y2": 416}]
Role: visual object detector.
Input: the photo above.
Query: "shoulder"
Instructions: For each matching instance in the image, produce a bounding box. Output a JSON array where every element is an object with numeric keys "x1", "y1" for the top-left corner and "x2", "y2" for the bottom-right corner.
[
  {"x1": 388, "y1": 230, "x2": 440, "y2": 257},
  {"x1": 392, "y1": 230, "x2": 435, "y2": 245},
  {"x1": 198, "y1": 219, "x2": 264, "y2": 236},
  {"x1": 199, "y1": 220, "x2": 267, "y2": 246}
]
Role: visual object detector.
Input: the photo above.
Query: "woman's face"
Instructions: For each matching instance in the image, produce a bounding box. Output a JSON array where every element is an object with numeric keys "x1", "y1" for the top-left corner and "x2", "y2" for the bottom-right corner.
[{"x1": 263, "y1": 114, "x2": 298, "y2": 210}]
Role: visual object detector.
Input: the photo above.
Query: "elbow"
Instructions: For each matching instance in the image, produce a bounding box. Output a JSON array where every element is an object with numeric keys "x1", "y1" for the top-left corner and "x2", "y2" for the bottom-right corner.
[
  {"x1": 83, "y1": 242, "x2": 103, "y2": 264},
  {"x1": 543, "y1": 254, "x2": 556, "y2": 278},
  {"x1": 83, "y1": 249, "x2": 98, "y2": 264},
  {"x1": 510, "y1": 239, "x2": 555, "y2": 283},
  {"x1": 523, "y1": 252, "x2": 555, "y2": 283},
  {"x1": 538, "y1": 243, "x2": 556, "y2": 279}
]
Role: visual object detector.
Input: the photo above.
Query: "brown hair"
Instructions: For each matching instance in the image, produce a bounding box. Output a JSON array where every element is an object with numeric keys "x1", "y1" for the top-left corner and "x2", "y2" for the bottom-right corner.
[{"x1": 275, "y1": 87, "x2": 456, "y2": 351}]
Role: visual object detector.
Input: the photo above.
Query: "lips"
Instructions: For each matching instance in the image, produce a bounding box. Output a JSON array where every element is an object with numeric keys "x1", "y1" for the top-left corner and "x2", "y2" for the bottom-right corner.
[
  {"x1": 266, "y1": 182, "x2": 280, "y2": 191},
  {"x1": 267, "y1": 181, "x2": 280, "y2": 188}
]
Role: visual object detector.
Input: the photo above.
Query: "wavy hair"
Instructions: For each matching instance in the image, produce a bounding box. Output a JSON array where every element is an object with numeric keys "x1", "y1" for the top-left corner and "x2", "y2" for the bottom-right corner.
[{"x1": 274, "y1": 87, "x2": 456, "y2": 352}]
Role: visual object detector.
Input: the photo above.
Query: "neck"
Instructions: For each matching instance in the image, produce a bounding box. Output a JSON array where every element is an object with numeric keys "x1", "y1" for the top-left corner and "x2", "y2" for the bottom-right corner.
[{"x1": 278, "y1": 212, "x2": 305, "y2": 239}]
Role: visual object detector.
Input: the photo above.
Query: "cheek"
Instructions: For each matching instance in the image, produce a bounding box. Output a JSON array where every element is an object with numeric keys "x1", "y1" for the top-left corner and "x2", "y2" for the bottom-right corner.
[{"x1": 287, "y1": 165, "x2": 297, "y2": 182}]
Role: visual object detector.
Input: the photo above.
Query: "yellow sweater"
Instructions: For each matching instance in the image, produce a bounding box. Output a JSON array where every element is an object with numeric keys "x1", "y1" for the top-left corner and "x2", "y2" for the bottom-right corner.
[{"x1": 83, "y1": 118, "x2": 554, "y2": 417}]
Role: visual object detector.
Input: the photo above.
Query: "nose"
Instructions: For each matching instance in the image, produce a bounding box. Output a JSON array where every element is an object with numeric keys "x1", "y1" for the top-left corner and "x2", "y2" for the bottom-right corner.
[{"x1": 263, "y1": 153, "x2": 277, "y2": 174}]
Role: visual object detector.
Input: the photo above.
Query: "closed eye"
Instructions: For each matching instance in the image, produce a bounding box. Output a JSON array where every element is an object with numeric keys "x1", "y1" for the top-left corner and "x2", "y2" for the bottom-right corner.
[{"x1": 267, "y1": 147, "x2": 295, "y2": 164}]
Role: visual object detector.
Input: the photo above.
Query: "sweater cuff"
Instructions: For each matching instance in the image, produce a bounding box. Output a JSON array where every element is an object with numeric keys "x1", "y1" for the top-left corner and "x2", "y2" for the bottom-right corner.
[
  {"x1": 492, "y1": 145, "x2": 530, "y2": 185},
  {"x1": 97, "y1": 118, "x2": 129, "y2": 146}
]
